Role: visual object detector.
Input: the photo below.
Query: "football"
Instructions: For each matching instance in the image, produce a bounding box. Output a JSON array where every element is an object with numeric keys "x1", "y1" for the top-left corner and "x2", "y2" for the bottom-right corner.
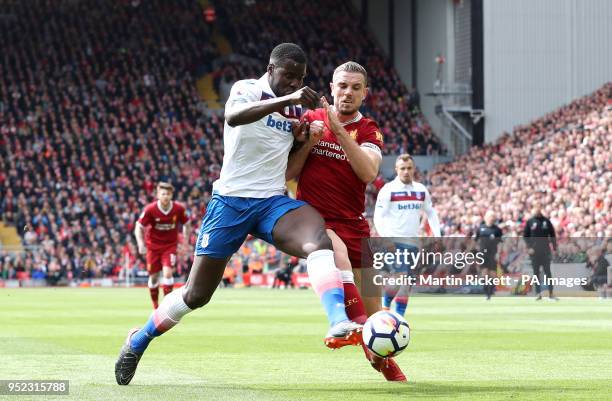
[{"x1": 363, "y1": 311, "x2": 410, "y2": 358}]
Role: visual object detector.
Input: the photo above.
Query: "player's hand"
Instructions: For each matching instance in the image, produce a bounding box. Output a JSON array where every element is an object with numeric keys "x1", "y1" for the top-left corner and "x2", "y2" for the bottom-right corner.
[
  {"x1": 138, "y1": 244, "x2": 147, "y2": 255},
  {"x1": 321, "y1": 96, "x2": 344, "y2": 136},
  {"x1": 288, "y1": 86, "x2": 319, "y2": 109},
  {"x1": 308, "y1": 120, "x2": 324, "y2": 145},
  {"x1": 291, "y1": 120, "x2": 309, "y2": 142}
]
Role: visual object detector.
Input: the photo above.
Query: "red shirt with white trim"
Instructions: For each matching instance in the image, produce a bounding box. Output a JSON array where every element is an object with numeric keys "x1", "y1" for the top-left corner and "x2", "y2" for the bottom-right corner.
[
  {"x1": 297, "y1": 108, "x2": 383, "y2": 220},
  {"x1": 138, "y1": 201, "x2": 188, "y2": 251}
]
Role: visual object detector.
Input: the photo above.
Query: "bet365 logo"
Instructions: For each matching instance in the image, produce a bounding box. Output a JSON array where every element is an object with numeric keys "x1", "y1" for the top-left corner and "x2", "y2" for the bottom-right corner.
[
  {"x1": 398, "y1": 203, "x2": 422, "y2": 210},
  {"x1": 266, "y1": 115, "x2": 293, "y2": 133}
]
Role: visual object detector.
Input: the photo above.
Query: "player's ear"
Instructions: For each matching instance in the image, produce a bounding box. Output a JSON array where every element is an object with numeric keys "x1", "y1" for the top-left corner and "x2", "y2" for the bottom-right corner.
[
  {"x1": 363, "y1": 86, "x2": 369, "y2": 100},
  {"x1": 329, "y1": 81, "x2": 333, "y2": 93},
  {"x1": 267, "y1": 63, "x2": 275, "y2": 75}
]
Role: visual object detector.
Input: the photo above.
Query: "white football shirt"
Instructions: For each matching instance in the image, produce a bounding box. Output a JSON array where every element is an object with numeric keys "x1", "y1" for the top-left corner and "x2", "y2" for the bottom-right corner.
[
  {"x1": 213, "y1": 73, "x2": 302, "y2": 198},
  {"x1": 373, "y1": 178, "x2": 441, "y2": 238}
]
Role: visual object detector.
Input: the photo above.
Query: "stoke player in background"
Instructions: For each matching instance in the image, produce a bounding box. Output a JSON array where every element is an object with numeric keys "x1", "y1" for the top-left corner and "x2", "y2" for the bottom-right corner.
[
  {"x1": 135, "y1": 182, "x2": 190, "y2": 309},
  {"x1": 286, "y1": 61, "x2": 406, "y2": 382},
  {"x1": 373, "y1": 155, "x2": 441, "y2": 316}
]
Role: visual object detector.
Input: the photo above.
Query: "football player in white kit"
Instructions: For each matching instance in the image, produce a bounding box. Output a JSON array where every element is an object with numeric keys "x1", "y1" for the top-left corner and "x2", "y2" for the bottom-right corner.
[
  {"x1": 373, "y1": 154, "x2": 441, "y2": 316},
  {"x1": 115, "y1": 43, "x2": 361, "y2": 385}
]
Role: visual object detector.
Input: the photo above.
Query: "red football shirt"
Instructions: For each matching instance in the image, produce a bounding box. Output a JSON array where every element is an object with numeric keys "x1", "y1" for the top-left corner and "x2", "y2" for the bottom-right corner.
[
  {"x1": 138, "y1": 201, "x2": 189, "y2": 251},
  {"x1": 297, "y1": 109, "x2": 384, "y2": 220}
]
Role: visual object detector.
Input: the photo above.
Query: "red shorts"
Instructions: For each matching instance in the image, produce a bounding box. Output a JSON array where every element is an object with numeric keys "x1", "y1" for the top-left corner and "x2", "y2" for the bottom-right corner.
[
  {"x1": 325, "y1": 217, "x2": 371, "y2": 269},
  {"x1": 146, "y1": 245, "x2": 177, "y2": 274}
]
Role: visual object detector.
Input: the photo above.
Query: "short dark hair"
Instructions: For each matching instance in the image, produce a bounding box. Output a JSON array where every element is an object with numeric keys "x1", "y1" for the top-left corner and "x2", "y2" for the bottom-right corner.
[
  {"x1": 333, "y1": 61, "x2": 368, "y2": 86},
  {"x1": 269, "y1": 43, "x2": 307, "y2": 64},
  {"x1": 157, "y1": 182, "x2": 174, "y2": 192}
]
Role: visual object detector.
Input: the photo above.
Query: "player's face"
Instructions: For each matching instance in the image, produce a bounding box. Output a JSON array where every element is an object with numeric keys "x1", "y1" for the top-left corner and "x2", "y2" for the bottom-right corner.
[
  {"x1": 330, "y1": 71, "x2": 368, "y2": 115},
  {"x1": 157, "y1": 189, "x2": 173, "y2": 207},
  {"x1": 395, "y1": 159, "x2": 414, "y2": 184},
  {"x1": 267, "y1": 59, "x2": 306, "y2": 96}
]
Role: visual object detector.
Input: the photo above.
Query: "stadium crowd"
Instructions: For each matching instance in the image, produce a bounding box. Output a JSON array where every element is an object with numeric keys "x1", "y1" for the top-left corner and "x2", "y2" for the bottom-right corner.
[
  {"x1": 428, "y1": 83, "x2": 611, "y2": 238},
  {"x1": 0, "y1": 0, "x2": 607, "y2": 284},
  {"x1": 0, "y1": 0, "x2": 439, "y2": 282},
  {"x1": 0, "y1": 0, "x2": 221, "y2": 281},
  {"x1": 213, "y1": 0, "x2": 443, "y2": 156}
]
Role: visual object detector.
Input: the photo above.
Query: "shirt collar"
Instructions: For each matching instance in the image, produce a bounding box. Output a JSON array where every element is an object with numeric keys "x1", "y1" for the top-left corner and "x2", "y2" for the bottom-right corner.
[
  {"x1": 394, "y1": 177, "x2": 413, "y2": 187},
  {"x1": 331, "y1": 106, "x2": 362, "y2": 125},
  {"x1": 258, "y1": 73, "x2": 276, "y2": 97}
]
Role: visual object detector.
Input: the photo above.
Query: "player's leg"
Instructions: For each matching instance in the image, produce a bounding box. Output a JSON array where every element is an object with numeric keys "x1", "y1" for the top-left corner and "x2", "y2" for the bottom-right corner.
[
  {"x1": 147, "y1": 271, "x2": 161, "y2": 309},
  {"x1": 146, "y1": 251, "x2": 162, "y2": 309},
  {"x1": 353, "y1": 268, "x2": 382, "y2": 315},
  {"x1": 160, "y1": 249, "x2": 176, "y2": 296},
  {"x1": 394, "y1": 283, "x2": 410, "y2": 316},
  {"x1": 352, "y1": 244, "x2": 407, "y2": 382},
  {"x1": 272, "y1": 206, "x2": 352, "y2": 326},
  {"x1": 258, "y1": 199, "x2": 361, "y2": 346},
  {"x1": 326, "y1": 229, "x2": 368, "y2": 325},
  {"x1": 116, "y1": 195, "x2": 248, "y2": 385}
]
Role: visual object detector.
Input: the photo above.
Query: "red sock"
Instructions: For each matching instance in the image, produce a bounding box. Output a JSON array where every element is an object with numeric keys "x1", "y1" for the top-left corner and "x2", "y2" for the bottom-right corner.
[
  {"x1": 343, "y1": 282, "x2": 367, "y2": 324},
  {"x1": 149, "y1": 287, "x2": 159, "y2": 309},
  {"x1": 162, "y1": 284, "x2": 173, "y2": 296}
]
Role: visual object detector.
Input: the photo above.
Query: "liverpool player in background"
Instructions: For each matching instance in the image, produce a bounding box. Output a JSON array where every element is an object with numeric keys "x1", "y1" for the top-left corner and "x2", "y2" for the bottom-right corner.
[
  {"x1": 135, "y1": 182, "x2": 190, "y2": 309},
  {"x1": 287, "y1": 61, "x2": 406, "y2": 381}
]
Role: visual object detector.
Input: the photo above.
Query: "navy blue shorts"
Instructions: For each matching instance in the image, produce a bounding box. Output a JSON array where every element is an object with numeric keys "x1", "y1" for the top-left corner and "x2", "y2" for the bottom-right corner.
[{"x1": 194, "y1": 194, "x2": 306, "y2": 259}]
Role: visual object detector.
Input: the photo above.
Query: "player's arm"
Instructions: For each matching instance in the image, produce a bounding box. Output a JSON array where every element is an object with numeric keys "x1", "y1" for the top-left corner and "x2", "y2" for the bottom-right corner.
[
  {"x1": 373, "y1": 185, "x2": 391, "y2": 237},
  {"x1": 135, "y1": 208, "x2": 151, "y2": 255},
  {"x1": 322, "y1": 97, "x2": 380, "y2": 183},
  {"x1": 134, "y1": 222, "x2": 147, "y2": 255},
  {"x1": 179, "y1": 207, "x2": 191, "y2": 248},
  {"x1": 182, "y1": 222, "x2": 191, "y2": 244},
  {"x1": 225, "y1": 86, "x2": 319, "y2": 127},
  {"x1": 285, "y1": 120, "x2": 325, "y2": 180},
  {"x1": 423, "y1": 188, "x2": 441, "y2": 237}
]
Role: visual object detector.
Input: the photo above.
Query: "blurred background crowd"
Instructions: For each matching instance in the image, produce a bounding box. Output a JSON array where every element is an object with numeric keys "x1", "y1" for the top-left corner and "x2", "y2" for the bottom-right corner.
[{"x1": 0, "y1": 0, "x2": 609, "y2": 283}]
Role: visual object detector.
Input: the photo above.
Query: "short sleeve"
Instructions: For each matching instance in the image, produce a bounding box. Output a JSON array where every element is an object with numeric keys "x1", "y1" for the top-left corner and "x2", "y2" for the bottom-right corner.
[
  {"x1": 358, "y1": 120, "x2": 384, "y2": 155},
  {"x1": 138, "y1": 207, "x2": 152, "y2": 227},
  {"x1": 179, "y1": 205, "x2": 189, "y2": 224},
  {"x1": 225, "y1": 80, "x2": 260, "y2": 110}
]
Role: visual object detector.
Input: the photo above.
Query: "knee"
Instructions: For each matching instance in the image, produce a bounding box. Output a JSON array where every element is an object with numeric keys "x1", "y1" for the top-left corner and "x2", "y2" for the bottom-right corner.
[
  {"x1": 148, "y1": 273, "x2": 160, "y2": 288},
  {"x1": 182, "y1": 285, "x2": 211, "y2": 309},
  {"x1": 301, "y1": 227, "x2": 332, "y2": 255}
]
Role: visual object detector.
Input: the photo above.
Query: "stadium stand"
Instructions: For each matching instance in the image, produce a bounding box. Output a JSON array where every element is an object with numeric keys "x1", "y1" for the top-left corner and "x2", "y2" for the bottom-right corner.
[
  {"x1": 0, "y1": 0, "x2": 607, "y2": 283},
  {"x1": 0, "y1": 0, "x2": 439, "y2": 281},
  {"x1": 427, "y1": 83, "x2": 611, "y2": 238},
  {"x1": 212, "y1": 0, "x2": 443, "y2": 156}
]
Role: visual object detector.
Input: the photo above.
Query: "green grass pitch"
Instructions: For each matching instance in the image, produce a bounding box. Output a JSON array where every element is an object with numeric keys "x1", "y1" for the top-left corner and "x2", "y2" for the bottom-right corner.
[{"x1": 1, "y1": 288, "x2": 611, "y2": 401}]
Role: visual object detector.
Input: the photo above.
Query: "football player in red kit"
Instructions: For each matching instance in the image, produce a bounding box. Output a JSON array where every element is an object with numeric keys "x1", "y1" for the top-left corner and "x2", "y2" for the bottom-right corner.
[
  {"x1": 135, "y1": 182, "x2": 190, "y2": 309},
  {"x1": 287, "y1": 61, "x2": 407, "y2": 381}
]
